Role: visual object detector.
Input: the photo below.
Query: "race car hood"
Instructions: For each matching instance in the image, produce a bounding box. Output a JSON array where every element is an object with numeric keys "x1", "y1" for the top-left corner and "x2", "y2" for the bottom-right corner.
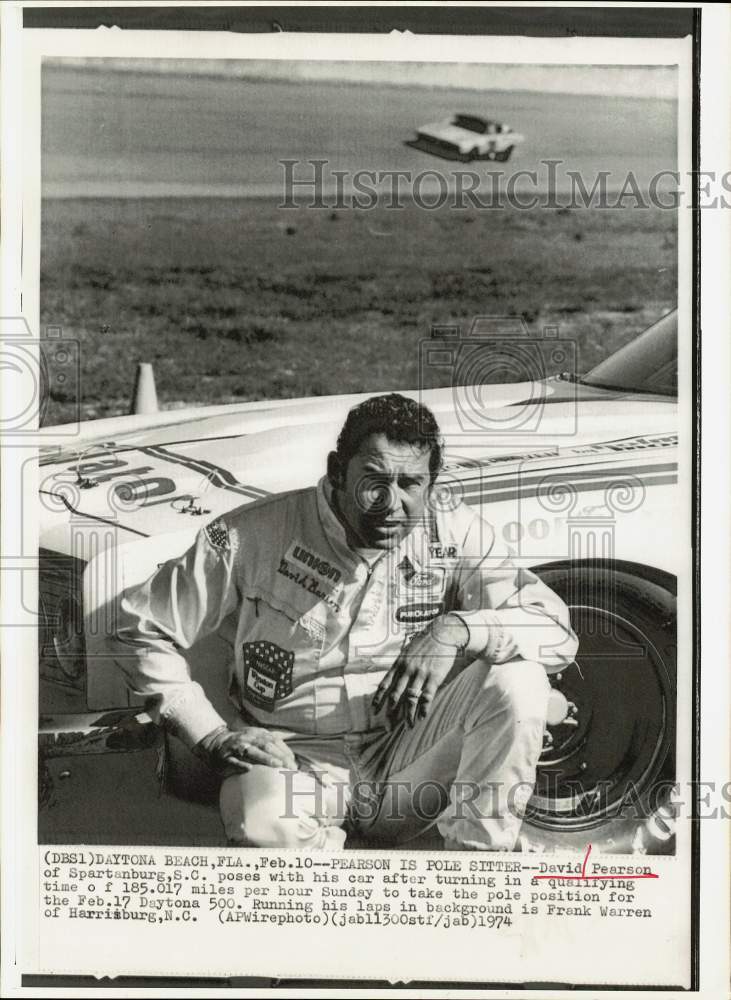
[{"x1": 39, "y1": 379, "x2": 677, "y2": 552}]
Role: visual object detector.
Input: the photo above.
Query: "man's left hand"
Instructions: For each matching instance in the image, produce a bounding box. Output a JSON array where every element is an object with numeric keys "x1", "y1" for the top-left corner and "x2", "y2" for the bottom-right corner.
[{"x1": 372, "y1": 614, "x2": 471, "y2": 727}]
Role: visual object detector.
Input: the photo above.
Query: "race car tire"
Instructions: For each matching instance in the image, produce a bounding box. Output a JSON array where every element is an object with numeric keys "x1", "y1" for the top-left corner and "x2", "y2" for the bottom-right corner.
[
  {"x1": 520, "y1": 564, "x2": 677, "y2": 856},
  {"x1": 495, "y1": 145, "x2": 514, "y2": 162},
  {"x1": 459, "y1": 146, "x2": 480, "y2": 162}
]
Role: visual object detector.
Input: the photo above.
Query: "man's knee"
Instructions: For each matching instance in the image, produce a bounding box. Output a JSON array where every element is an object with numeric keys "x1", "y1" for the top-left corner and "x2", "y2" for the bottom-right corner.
[
  {"x1": 219, "y1": 767, "x2": 343, "y2": 849},
  {"x1": 220, "y1": 769, "x2": 285, "y2": 846},
  {"x1": 221, "y1": 799, "x2": 298, "y2": 848},
  {"x1": 473, "y1": 658, "x2": 551, "y2": 722}
]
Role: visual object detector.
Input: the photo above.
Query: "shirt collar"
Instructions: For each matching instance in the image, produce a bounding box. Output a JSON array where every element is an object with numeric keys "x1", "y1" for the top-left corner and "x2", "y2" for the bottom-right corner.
[{"x1": 316, "y1": 476, "x2": 360, "y2": 566}]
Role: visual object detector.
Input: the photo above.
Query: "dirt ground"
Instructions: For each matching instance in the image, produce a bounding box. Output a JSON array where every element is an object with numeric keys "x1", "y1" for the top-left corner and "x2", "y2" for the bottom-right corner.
[{"x1": 40, "y1": 197, "x2": 677, "y2": 426}]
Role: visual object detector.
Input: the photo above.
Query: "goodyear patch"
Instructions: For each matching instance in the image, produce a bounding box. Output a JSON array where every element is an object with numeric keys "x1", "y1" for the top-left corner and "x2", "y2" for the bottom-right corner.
[
  {"x1": 242, "y1": 640, "x2": 294, "y2": 712},
  {"x1": 205, "y1": 518, "x2": 230, "y2": 551},
  {"x1": 429, "y1": 542, "x2": 459, "y2": 560}
]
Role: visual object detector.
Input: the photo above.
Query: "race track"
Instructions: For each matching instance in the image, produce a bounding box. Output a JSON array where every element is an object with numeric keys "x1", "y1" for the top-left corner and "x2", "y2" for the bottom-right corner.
[{"x1": 42, "y1": 65, "x2": 677, "y2": 198}]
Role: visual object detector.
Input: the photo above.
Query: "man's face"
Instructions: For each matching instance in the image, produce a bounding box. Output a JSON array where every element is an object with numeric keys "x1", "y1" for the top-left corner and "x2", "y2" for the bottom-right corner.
[{"x1": 332, "y1": 433, "x2": 433, "y2": 550}]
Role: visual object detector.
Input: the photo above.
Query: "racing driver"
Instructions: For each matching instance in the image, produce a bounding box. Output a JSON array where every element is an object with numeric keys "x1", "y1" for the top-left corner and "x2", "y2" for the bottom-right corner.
[{"x1": 110, "y1": 393, "x2": 578, "y2": 850}]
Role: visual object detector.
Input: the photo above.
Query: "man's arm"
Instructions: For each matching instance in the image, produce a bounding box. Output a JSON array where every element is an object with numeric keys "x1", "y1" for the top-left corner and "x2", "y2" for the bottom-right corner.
[
  {"x1": 450, "y1": 515, "x2": 579, "y2": 672},
  {"x1": 110, "y1": 518, "x2": 297, "y2": 772},
  {"x1": 374, "y1": 510, "x2": 578, "y2": 725},
  {"x1": 109, "y1": 519, "x2": 240, "y2": 748}
]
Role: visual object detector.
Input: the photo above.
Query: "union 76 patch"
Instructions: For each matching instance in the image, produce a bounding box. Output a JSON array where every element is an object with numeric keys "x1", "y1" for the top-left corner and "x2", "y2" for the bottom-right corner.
[{"x1": 242, "y1": 640, "x2": 294, "y2": 712}]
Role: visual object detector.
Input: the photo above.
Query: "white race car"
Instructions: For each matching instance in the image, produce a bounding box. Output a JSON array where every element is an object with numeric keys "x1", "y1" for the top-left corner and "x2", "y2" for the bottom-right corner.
[
  {"x1": 38, "y1": 310, "x2": 679, "y2": 852},
  {"x1": 414, "y1": 113, "x2": 525, "y2": 161}
]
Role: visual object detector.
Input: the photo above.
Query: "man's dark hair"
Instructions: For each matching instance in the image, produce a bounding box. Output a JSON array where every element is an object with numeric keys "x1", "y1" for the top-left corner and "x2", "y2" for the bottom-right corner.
[{"x1": 333, "y1": 393, "x2": 443, "y2": 482}]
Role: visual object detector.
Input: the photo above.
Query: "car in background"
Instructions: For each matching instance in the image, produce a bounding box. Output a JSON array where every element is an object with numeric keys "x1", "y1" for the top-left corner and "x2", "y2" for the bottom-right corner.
[
  {"x1": 37, "y1": 310, "x2": 680, "y2": 853},
  {"x1": 414, "y1": 113, "x2": 525, "y2": 161}
]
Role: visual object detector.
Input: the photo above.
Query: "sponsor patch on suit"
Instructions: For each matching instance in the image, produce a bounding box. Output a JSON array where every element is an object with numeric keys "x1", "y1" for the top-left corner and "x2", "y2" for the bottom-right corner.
[
  {"x1": 429, "y1": 542, "x2": 459, "y2": 561},
  {"x1": 398, "y1": 556, "x2": 446, "y2": 598},
  {"x1": 395, "y1": 601, "x2": 444, "y2": 626},
  {"x1": 242, "y1": 640, "x2": 294, "y2": 712},
  {"x1": 276, "y1": 540, "x2": 344, "y2": 613}
]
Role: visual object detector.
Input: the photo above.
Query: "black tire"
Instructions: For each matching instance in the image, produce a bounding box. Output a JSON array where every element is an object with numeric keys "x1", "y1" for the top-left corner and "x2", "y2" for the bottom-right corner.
[
  {"x1": 520, "y1": 566, "x2": 677, "y2": 855},
  {"x1": 459, "y1": 146, "x2": 480, "y2": 163},
  {"x1": 494, "y1": 145, "x2": 514, "y2": 162}
]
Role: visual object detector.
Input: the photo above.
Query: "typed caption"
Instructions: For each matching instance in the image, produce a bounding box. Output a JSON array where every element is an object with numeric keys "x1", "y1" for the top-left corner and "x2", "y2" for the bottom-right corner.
[{"x1": 42, "y1": 845, "x2": 659, "y2": 931}]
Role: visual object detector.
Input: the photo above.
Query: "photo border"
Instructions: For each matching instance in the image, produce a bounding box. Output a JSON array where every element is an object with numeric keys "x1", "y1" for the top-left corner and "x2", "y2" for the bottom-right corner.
[{"x1": 2, "y1": 2, "x2": 715, "y2": 995}]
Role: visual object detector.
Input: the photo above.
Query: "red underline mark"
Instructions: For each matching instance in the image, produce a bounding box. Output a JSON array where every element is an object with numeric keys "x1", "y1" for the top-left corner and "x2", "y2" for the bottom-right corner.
[
  {"x1": 532, "y1": 844, "x2": 660, "y2": 881},
  {"x1": 582, "y1": 842, "x2": 591, "y2": 878}
]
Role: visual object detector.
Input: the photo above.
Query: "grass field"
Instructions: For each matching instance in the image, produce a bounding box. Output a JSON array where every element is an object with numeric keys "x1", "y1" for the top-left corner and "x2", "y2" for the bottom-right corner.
[{"x1": 40, "y1": 197, "x2": 677, "y2": 426}]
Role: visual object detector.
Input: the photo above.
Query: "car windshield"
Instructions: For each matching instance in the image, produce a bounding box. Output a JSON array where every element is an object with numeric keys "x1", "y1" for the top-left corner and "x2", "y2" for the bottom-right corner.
[
  {"x1": 577, "y1": 311, "x2": 678, "y2": 397},
  {"x1": 452, "y1": 115, "x2": 487, "y2": 133}
]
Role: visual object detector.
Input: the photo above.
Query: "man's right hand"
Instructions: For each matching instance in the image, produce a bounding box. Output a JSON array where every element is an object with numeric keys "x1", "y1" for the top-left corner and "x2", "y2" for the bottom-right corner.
[{"x1": 194, "y1": 725, "x2": 298, "y2": 774}]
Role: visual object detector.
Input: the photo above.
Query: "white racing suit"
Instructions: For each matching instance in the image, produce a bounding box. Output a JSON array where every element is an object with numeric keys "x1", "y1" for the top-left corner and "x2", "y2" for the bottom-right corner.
[{"x1": 111, "y1": 476, "x2": 579, "y2": 850}]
